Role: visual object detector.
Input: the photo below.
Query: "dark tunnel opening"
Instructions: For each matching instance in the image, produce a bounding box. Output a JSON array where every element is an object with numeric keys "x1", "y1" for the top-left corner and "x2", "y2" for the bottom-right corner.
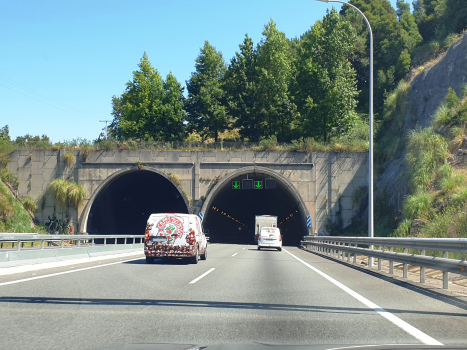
[
  {"x1": 87, "y1": 170, "x2": 189, "y2": 237},
  {"x1": 203, "y1": 173, "x2": 307, "y2": 246}
]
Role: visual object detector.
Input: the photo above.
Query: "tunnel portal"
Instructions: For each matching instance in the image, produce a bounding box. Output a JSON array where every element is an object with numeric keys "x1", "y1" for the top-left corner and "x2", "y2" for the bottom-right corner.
[
  {"x1": 203, "y1": 172, "x2": 307, "y2": 246},
  {"x1": 87, "y1": 170, "x2": 189, "y2": 236}
]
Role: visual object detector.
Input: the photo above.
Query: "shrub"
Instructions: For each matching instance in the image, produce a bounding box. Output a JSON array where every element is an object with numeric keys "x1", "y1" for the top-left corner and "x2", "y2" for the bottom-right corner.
[
  {"x1": 405, "y1": 127, "x2": 448, "y2": 191},
  {"x1": 67, "y1": 182, "x2": 86, "y2": 208},
  {"x1": 402, "y1": 190, "x2": 433, "y2": 221},
  {"x1": 168, "y1": 173, "x2": 181, "y2": 187},
  {"x1": 63, "y1": 151, "x2": 75, "y2": 165},
  {"x1": 22, "y1": 196, "x2": 37, "y2": 213},
  {"x1": 49, "y1": 179, "x2": 85, "y2": 209},
  {"x1": 50, "y1": 179, "x2": 69, "y2": 207}
]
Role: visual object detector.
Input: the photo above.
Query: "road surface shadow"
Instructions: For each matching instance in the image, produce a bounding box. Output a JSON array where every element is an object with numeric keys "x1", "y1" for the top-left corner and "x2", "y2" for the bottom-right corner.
[
  {"x1": 300, "y1": 248, "x2": 467, "y2": 312},
  {"x1": 1, "y1": 296, "x2": 466, "y2": 318}
]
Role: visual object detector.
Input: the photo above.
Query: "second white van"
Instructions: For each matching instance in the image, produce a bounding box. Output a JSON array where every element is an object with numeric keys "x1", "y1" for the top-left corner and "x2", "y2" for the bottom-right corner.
[{"x1": 257, "y1": 227, "x2": 282, "y2": 251}]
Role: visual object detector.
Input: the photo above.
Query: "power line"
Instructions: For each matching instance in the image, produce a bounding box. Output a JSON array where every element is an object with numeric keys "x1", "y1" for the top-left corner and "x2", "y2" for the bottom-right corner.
[{"x1": 0, "y1": 75, "x2": 99, "y2": 119}]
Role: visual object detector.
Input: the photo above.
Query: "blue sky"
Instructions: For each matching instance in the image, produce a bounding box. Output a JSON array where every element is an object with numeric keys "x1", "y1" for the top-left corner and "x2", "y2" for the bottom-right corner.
[{"x1": 1, "y1": 0, "x2": 400, "y2": 142}]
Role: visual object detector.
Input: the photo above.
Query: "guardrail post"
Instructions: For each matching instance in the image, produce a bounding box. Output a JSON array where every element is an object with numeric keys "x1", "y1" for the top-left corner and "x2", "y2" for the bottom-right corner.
[
  {"x1": 347, "y1": 245, "x2": 351, "y2": 262},
  {"x1": 403, "y1": 248, "x2": 408, "y2": 278},
  {"x1": 41, "y1": 240, "x2": 45, "y2": 250},
  {"x1": 77, "y1": 239, "x2": 81, "y2": 248},
  {"x1": 125, "y1": 237, "x2": 127, "y2": 245},
  {"x1": 115, "y1": 236, "x2": 118, "y2": 245},
  {"x1": 369, "y1": 245, "x2": 374, "y2": 267},
  {"x1": 389, "y1": 247, "x2": 394, "y2": 274},
  {"x1": 104, "y1": 238, "x2": 107, "y2": 246},
  {"x1": 420, "y1": 250, "x2": 425, "y2": 283},
  {"x1": 378, "y1": 246, "x2": 382, "y2": 271},
  {"x1": 353, "y1": 244, "x2": 357, "y2": 264},
  {"x1": 443, "y1": 251, "x2": 449, "y2": 289},
  {"x1": 17, "y1": 241, "x2": 21, "y2": 251},
  {"x1": 92, "y1": 238, "x2": 95, "y2": 246}
]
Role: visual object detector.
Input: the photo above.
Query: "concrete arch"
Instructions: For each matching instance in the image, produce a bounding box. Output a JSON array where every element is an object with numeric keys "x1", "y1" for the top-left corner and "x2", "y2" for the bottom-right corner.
[
  {"x1": 79, "y1": 166, "x2": 190, "y2": 233},
  {"x1": 200, "y1": 166, "x2": 310, "y2": 229}
]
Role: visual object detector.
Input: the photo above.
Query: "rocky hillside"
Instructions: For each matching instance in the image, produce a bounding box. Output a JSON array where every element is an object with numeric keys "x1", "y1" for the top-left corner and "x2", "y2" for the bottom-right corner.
[{"x1": 377, "y1": 32, "x2": 467, "y2": 211}]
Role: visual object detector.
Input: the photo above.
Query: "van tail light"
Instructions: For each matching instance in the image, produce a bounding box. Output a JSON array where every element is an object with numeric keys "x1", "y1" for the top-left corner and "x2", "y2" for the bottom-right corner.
[
  {"x1": 188, "y1": 230, "x2": 195, "y2": 244},
  {"x1": 279, "y1": 236, "x2": 282, "y2": 241},
  {"x1": 145, "y1": 231, "x2": 149, "y2": 242},
  {"x1": 258, "y1": 235, "x2": 261, "y2": 240}
]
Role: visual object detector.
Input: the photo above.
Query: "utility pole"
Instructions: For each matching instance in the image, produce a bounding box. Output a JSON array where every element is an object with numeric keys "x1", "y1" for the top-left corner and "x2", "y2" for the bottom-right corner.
[{"x1": 99, "y1": 120, "x2": 112, "y2": 139}]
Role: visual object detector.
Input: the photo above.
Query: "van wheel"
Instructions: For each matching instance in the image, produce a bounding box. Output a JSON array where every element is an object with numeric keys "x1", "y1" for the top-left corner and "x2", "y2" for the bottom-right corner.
[
  {"x1": 191, "y1": 249, "x2": 199, "y2": 264},
  {"x1": 277, "y1": 247, "x2": 282, "y2": 252},
  {"x1": 201, "y1": 246, "x2": 207, "y2": 260},
  {"x1": 146, "y1": 256, "x2": 155, "y2": 264},
  {"x1": 257, "y1": 246, "x2": 261, "y2": 250}
]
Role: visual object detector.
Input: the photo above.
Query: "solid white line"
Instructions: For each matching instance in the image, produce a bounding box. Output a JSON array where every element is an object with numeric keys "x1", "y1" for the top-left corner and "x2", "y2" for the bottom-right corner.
[
  {"x1": 232, "y1": 252, "x2": 238, "y2": 257},
  {"x1": 282, "y1": 248, "x2": 443, "y2": 346},
  {"x1": 0, "y1": 257, "x2": 143, "y2": 287},
  {"x1": 0, "y1": 251, "x2": 143, "y2": 276},
  {"x1": 189, "y1": 268, "x2": 215, "y2": 284}
]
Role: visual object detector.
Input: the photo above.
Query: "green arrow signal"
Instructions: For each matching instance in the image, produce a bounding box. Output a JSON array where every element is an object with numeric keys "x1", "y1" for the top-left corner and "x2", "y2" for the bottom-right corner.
[
  {"x1": 232, "y1": 181, "x2": 240, "y2": 189},
  {"x1": 255, "y1": 181, "x2": 262, "y2": 189}
]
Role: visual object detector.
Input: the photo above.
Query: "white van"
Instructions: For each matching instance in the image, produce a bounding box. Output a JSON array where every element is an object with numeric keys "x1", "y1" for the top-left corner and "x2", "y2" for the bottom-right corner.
[
  {"x1": 144, "y1": 213, "x2": 207, "y2": 264},
  {"x1": 257, "y1": 227, "x2": 282, "y2": 251}
]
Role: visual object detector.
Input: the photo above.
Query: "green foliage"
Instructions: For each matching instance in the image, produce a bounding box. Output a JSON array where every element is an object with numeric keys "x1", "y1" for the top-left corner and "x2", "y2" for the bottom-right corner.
[
  {"x1": 22, "y1": 196, "x2": 37, "y2": 213},
  {"x1": 63, "y1": 151, "x2": 75, "y2": 165},
  {"x1": 45, "y1": 213, "x2": 70, "y2": 234},
  {"x1": 110, "y1": 52, "x2": 186, "y2": 141},
  {"x1": 255, "y1": 19, "x2": 297, "y2": 142},
  {"x1": 420, "y1": 205, "x2": 467, "y2": 238},
  {"x1": 376, "y1": 80, "x2": 411, "y2": 162},
  {"x1": 294, "y1": 8, "x2": 358, "y2": 143},
  {"x1": 49, "y1": 179, "x2": 85, "y2": 209},
  {"x1": 224, "y1": 35, "x2": 261, "y2": 141},
  {"x1": 167, "y1": 173, "x2": 181, "y2": 187},
  {"x1": 67, "y1": 182, "x2": 86, "y2": 208},
  {"x1": 405, "y1": 127, "x2": 448, "y2": 191},
  {"x1": 0, "y1": 180, "x2": 34, "y2": 233},
  {"x1": 185, "y1": 41, "x2": 228, "y2": 142},
  {"x1": 402, "y1": 190, "x2": 433, "y2": 221}
]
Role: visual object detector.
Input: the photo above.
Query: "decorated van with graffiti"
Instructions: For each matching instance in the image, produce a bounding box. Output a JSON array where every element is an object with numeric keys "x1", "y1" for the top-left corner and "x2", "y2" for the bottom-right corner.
[{"x1": 144, "y1": 213, "x2": 207, "y2": 264}]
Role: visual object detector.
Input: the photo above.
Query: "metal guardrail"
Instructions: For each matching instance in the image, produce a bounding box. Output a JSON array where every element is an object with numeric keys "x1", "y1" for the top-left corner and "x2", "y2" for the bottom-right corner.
[
  {"x1": 0, "y1": 233, "x2": 145, "y2": 251},
  {"x1": 301, "y1": 236, "x2": 467, "y2": 290}
]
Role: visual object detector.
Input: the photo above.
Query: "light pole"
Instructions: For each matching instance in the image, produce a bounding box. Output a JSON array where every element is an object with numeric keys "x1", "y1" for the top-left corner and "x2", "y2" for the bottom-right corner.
[{"x1": 316, "y1": 0, "x2": 374, "y2": 254}]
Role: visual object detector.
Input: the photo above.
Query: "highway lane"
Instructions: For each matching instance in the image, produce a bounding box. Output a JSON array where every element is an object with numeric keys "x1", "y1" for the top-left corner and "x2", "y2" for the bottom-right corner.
[{"x1": 0, "y1": 244, "x2": 467, "y2": 350}]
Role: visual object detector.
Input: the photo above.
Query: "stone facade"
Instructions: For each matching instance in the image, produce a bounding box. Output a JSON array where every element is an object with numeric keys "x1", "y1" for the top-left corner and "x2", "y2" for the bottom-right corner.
[{"x1": 7, "y1": 150, "x2": 368, "y2": 234}]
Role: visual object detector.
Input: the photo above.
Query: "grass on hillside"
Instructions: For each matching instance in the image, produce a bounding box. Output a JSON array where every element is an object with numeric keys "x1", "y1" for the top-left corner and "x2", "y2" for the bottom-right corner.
[
  {"x1": 0, "y1": 180, "x2": 46, "y2": 233},
  {"x1": 392, "y1": 86, "x2": 467, "y2": 239}
]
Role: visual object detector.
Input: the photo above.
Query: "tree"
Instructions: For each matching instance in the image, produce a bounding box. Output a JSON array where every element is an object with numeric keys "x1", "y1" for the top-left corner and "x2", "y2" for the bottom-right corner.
[
  {"x1": 224, "y1": 35, "x2": 261, "y2": 141},
  {"x1": 343, "y1": 0, "x2": 422, "y2": 114},
  {"x1": 255, "y1": 19, "x2": 297, "y2": 141},
  {"x1": 110, "y1": 52, "x2": 185, "y2": 141},
  {"x1": 293, "y1": 8, "x2": 359, "y2": 142},
  {"x1": 185, "y1": 41, "x2": 228, "y2": 142}
]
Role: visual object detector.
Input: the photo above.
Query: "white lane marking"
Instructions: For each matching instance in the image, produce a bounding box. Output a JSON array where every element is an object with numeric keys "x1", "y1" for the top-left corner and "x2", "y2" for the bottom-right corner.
[
  {"x1": 189, "y1": 268, "x2": 215, "y2": 284},
  {"x1": 232, "y1": 252, "x2": 238, "y2": 257},
  {"x1": 283, "y1": 248, "x2": 443, "y2": 346},
  {"x1": 0, "y1": 251, "x2": 143, "y2": 276},
  {"x1": 0, "y1": 257, "x2": 143, "y2": 287}
]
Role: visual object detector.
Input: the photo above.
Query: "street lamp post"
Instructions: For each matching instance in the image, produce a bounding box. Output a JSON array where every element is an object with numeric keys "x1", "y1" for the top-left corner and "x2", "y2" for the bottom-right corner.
[{"x1": 316, "y1": 0, "x2": 374, "y2": 259}]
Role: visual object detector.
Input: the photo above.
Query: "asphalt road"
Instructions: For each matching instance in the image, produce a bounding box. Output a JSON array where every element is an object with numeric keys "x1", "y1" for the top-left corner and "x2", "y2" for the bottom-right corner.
[{"x1": 1, "y1": 244, "x2": 467, "y2": 350}]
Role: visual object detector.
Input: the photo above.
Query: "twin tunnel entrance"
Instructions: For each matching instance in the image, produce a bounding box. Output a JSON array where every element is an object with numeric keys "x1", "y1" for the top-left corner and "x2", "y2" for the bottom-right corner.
[{"x1": 85, "y1": 168, "x2": 308, "y2": 246}]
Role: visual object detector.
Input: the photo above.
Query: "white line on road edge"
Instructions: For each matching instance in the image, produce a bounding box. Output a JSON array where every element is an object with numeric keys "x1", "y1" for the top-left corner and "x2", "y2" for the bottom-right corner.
[
  {"x1": 282, "y1": 248, "x2": 443, "y2": 346},
  {"x1": 0, "y1": 257, "x2": 143, "y2": 287},
  {"x1": 0, "y1": 251, "x2": 143, "y2": 276},
  {"x1": 232, "y1": 252, "x2": 238, "y2": 257},
  {"x1": 189, "y1": 268, "x2": 215, "y2": 284}
]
